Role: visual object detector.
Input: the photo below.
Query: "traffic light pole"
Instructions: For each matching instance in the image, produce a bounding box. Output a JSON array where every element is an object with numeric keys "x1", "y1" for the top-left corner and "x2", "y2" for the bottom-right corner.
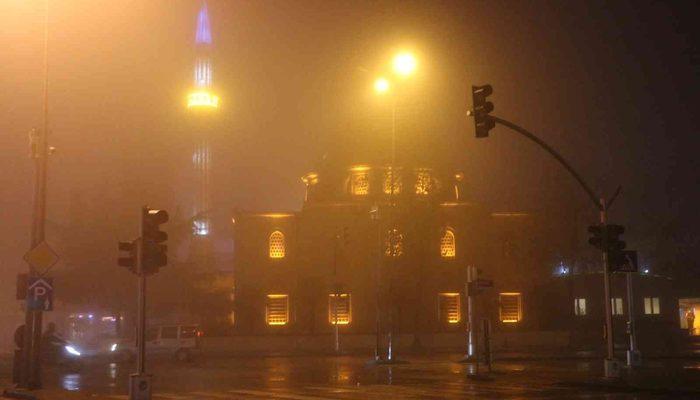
[
  {"x1": 599, "y1": 199, "x2": 618, "y2": 377},
  {"x1": 478, "y1": 114, "x2": 622, "y2": 377},
  {"x1": 136, "y1": 238, "x2": 146, "y2": 375}
]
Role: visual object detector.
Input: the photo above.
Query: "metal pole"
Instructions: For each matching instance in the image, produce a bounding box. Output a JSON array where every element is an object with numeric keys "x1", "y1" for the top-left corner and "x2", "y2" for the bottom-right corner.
[
  {"x1": 22, "y1": 0, "x2": 50, "y2": 389},
  {"x1": 466, "y1": 266, "x2": 475, "y2": 358},
  {"x1": 333, "y1": 235, "x2": 339, "y2": 354},
  {"x1": 386, "y1": 97, "x2": 397, "y2": 362},
  {"x1": 373, "y1": 208, "x2": 382, "y2": 361},
  {"x1": 600, "y1": 199, "x2": 617, "y2": 377},
  {"x1": 626, "y1": 271, "x2": 640, "y2": 366},
  {"x1": 136, "y1": 238, "x2": 146, "y2": 375}
]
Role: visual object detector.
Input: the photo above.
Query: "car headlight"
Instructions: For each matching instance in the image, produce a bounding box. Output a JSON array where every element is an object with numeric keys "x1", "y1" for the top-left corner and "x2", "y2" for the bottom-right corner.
[
  {"x1": 65, "y1": 345, "x2": 81, "y2": 356},
  {"x1": 110, "y1": 343, "x2": 118, "y2": 352}
]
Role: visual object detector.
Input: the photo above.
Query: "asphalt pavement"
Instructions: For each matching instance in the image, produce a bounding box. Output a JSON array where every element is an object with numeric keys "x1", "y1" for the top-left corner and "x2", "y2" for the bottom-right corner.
[{"x1": 2, "y1": 353, "x2": 700, "y2": 399}]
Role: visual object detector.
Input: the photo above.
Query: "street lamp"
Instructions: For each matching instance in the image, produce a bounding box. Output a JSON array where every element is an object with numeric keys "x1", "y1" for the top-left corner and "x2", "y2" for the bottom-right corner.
[
  {"x1": 374, "y1": 77, "x2": 390, "y2": 94},
  {"x1": 392, "y1": 52, "x2": 417, "y2": 77},
  {"x1": 371, "y1": 51, "x2": 417, "y2": 364}
]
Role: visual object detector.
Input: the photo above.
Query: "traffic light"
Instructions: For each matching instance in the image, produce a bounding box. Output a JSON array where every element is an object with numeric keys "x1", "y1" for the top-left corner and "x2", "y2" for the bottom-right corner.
[
  {"x1": 141, "y1": 207, "x2": 169, "y2": 275},
  {"x1": 118, "y1": 240, "x2": 137, "y2": 273},
  {"x1": 471, "y1": 84, "x2": 495, "y2": 138},
  {"x1": 587, "y1": 224, "x2": 604, "y2": 250},
  {"x1": 606, "y1": 224, "x2": 627, "y2": 270}
]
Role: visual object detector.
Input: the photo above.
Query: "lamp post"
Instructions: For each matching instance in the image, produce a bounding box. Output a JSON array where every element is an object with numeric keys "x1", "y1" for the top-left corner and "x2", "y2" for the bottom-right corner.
[{"x1": 372, "y1": 51, "x2": 416, "y2": 364}]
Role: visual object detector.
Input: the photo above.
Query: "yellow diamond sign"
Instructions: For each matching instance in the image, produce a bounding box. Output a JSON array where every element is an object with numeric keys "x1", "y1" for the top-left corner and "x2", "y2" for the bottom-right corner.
[{"x1": 23, "y1": 241, "x2": 59, "y2": 273}]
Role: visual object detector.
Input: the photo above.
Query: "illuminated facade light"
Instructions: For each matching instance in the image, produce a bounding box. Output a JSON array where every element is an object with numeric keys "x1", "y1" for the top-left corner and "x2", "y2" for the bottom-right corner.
[
  {"x1": 269, "y1": 231, "x2": 286, "y2": 259},
  {"x1": 440, "y1": 229, "x2": 456, "y2": 258},
  {"x1": 266, "y1": 294, "x2": 289, "y2": 326},
  {"x1": 383, "y1": 167, "x2": 402, "y2": 195},
  {"x1": 195, "y1": 3, "x2": 212, "y2": 44},
  {"x1": 187, "y1": 91, "x2": 220, "y2": 108},
  {"x1": 438, "y1": 293, "x2": 461, "y2": 324},
  {"x1": 328, "y1": 294, "x2": 352, "y2": 325},
  {"x1": 499, "y1": 293, "x2": 522, "y2": 323},
  {"x1": 384, "y1": 228, "x2": 403, "y2": 257}
]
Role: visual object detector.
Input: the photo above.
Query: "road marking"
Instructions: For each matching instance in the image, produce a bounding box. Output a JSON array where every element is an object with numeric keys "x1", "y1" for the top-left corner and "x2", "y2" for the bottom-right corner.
[{"x1": 227, "y1": 389, "x2": 335, "y2": 400}]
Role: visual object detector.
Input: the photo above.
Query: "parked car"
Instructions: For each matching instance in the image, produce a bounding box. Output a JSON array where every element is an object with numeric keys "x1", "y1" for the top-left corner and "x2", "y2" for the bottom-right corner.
[{"x1": 117, "y1": 324, "x2": 202, "y2": 362}]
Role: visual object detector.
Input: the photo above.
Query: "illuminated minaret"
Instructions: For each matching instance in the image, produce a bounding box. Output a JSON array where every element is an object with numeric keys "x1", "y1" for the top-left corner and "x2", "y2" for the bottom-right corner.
[{"x1": 187, "y1": 2, "x2": 219, "y2": 237}]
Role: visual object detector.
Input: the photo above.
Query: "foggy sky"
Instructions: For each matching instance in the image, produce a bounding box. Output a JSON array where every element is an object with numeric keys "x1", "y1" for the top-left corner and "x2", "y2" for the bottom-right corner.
[{"x1": 1, "y1": 0, "x2": 698, "y2": 321}]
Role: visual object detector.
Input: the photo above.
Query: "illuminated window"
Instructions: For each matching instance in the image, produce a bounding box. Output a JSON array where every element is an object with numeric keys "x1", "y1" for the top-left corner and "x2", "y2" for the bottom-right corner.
[
  {"x1": 269, "y1": 231, "x2": 285, "y2": 259},
  {"x1": 438, "y1": 293, "x2": 461, "y2": 324},
  {"x1": 415, "y1": 170, "x2": 432, "y2": 195},
  {"x1": 328, "y1": 294, "x2": 352, "y2": 325},
  {"x1": 350, "y1": 168, "x2": 370, "y2": 195},
  {"x1": 383, "y1": 167, "x2": 402, "y2": 195},
  {"x1": 384, "y1": 228, "x2": 404, "y2": 257},
  {"x1": 440, "y1": 229, "x2": 456, "y2": 258},
  {"x1": 266, "y1": 294, "x2": 289, "y2": 325},
  {"x1": 574, "y1": 298, "x2": 587, "y2": 316},
  {"x1": 499, "y1": 293, "x2": 522, "y2": 323},
  {"x1": 611, "y1": 298, "x2": 624, "y2": 316},
  {"x1": 644, "y1": 297, "x2": 660, "y2": 315}
]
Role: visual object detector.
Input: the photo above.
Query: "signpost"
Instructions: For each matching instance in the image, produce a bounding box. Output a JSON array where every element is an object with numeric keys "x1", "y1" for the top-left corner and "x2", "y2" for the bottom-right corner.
[{"x1": 27, "y1": 278, "x2": 53, "y2": 312}]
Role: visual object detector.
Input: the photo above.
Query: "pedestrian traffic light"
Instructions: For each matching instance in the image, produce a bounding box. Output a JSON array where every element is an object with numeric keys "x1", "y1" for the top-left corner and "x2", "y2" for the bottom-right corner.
[
  {"x1": 141, "y1": 207, "x2": 169, "y2": 275},
  {"x1": 606, "y1": 224, "x2": 627, "y2": 271},
  {"x1": 118, "y1": 240, "x2": 137, "y2": 273},
  {"x1": 588, "y1": 224, "x2": 604, "y2": 250},
  {"x1": 471, "y1": 84, "x2": 495, "y2": 138}
]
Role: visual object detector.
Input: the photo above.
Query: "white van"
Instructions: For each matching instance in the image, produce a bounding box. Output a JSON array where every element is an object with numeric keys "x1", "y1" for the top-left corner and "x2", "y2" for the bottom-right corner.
[{"x1": 117, "y1": 324, "x2": 202, "y2": 362}]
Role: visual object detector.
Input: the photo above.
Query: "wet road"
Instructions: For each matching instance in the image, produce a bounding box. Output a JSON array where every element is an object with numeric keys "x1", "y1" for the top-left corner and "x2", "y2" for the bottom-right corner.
[{"x1": 6, "y1": 354, "x2": 700, "y2": 399}]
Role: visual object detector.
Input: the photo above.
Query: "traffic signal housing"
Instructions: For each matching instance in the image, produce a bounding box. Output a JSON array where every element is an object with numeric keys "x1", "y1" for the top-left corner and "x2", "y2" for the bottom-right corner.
[
  {"x1": 141, "y1": 207, "x2": 169, "y2": 275},
  {"x1": 606, "y1": 224, "x2": 627, "y2": 270},
  {"x1": 587, "y1": 224, "x2": 604, "y2": 250},
  {"x1": 118, "y1": 240, "x2": 137, "y2": 274},
  {"x1": 471, "y1": 84, "x2": 495, "y2": 138}
]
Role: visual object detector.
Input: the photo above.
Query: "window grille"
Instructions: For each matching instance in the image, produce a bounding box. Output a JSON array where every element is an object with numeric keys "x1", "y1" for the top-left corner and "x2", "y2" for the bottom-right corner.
[
  {"x1": 499, "y1": 293, "x2": 522, "y2": 323},
  {"x1": 438, "y1": 293, "x2": 461, "y2": 324},
  {"x1": 384, "y1": 228, "x2": 404, "y2": 257},
  {"x1": 383, "y1": 168, "x2": 402, "y2": 195},
  {"x1": 440, "y1": 229, "x2": 456, "y2": 258},
  {"x1": 415, "y1": 170, "x2": 432, "y2": 195},
  {"x1": 351, "y1": 169, "x2": 370, "y2": 195},
  {"x1": 328, "y1": 294, "x2": 351, "y2": 325},
  {"x1": 266, "y1": 294, "x2": 289, "y2": 325},
  {"x1": 269, "y1": 231, "x2": 285, "y2": 259}
]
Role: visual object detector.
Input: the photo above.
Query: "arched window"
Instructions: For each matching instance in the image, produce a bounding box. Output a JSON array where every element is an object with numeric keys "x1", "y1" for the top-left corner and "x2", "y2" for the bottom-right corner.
[
  {"x1": 384, "y1": 228, "x2": 404, "y2": 257},
  {"x1": 440, "y1": 229, "x2": 456, "y2": 258},
  {"x1": 269, "y1": 231, "x2": 285, "y2": 259}
]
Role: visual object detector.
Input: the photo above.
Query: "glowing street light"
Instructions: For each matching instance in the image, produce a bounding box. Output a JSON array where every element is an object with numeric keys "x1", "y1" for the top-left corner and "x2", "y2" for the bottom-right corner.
[
  {"x1": 392, "y1": 52, "x2": 417, "y2": 77},
  {"x1": 374, "y1": 77, "x2": 390, "y2": 94}
]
